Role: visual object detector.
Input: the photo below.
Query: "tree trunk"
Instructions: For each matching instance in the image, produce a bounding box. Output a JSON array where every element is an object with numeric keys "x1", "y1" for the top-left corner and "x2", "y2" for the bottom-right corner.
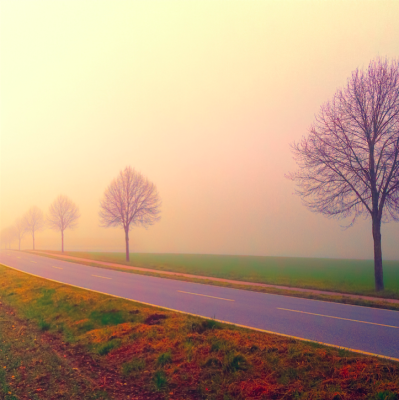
[
  {"x1": 33, "y1": 230, "x2": 35, "y2": 250},
  {"x1": 372, "y1": 217, "x2": 384, "y2": 291},
  {"x1": 61, "y1": 230, "x2": 64, "y2": 253},
  {"x1": 18, "y1": 238, "x2": 21, "y2": 251},
  {"x1": 125, "y1": 229, "x2": 130, "y2": 261}
]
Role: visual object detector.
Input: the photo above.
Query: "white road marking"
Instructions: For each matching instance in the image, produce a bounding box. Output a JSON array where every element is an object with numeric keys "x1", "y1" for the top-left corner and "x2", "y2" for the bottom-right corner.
[
  {"x1": 277, "y1": 308, "x2": 399, "y2": 328},
  {"x1": 52, "y1": 266, "x2": 63, "y2": 270},
  {"x1": 92, "y1": 274, "x2": 112, "y2": 280},
  {"x1": 178, "y1": 290, "x2": 234, "y2": 302}
]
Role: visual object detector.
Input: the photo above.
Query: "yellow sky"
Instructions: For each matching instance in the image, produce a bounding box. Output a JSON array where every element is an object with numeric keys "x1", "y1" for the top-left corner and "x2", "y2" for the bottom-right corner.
[{"x1": 1, "y1": 1, "x2": 399, "y2": 259}]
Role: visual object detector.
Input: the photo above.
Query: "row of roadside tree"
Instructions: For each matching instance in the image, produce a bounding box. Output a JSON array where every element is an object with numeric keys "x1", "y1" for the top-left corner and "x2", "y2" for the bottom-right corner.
[
  {"x1": 0, "y1": 195, "x2": 80, "y2": 252},
  {"x1": 1, "y1": 166, "x2": 161, "y2": 260}
]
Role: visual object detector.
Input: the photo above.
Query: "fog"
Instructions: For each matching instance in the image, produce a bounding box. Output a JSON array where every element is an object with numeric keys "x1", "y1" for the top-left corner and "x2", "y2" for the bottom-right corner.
[{"x1": 1, "y1": 1, "x2": 398, "y2": 260}]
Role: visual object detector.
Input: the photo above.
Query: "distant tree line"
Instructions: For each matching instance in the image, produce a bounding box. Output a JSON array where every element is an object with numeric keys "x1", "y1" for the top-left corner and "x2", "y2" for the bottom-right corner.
[
  {"x1": 0, "y1": 195, "x2": 80, "y2": 253},
  {"x1": 0, "y1": 167, "x2": 161, "y2": 259}
]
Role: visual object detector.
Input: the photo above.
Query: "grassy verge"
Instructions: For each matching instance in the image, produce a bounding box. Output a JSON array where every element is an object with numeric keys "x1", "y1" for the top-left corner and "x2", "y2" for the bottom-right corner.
[
  {"x1": 0, "y1": 301, "x2": 110, "y2": 399},
  {"x1": 34, "y1": 251, "x2": 399, "y2": 300},
  {"x1": 1, "y1": 265, "x2": 399, "y2": 399},
  {"x1": 27, "y1": 251, "x2": 399, "y2": 311}
]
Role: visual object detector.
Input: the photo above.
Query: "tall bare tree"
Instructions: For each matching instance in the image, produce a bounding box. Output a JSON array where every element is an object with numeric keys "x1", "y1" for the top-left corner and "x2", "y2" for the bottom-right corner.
[
  {"x1": 288, "y1": 58, "x2": 399, "y2": 291},
  {"x1": 99, "y1": 166, "x2": 161, "y2": 261},
  {"x1": 47, "y1": 195, "x2": 80, "y2": 253},
  {"x1": 24, "y1": 206, "x2": 45, "y2": 250},
  {"x1": 14, "y1": 218, "x2": 27, "y2": 251}
]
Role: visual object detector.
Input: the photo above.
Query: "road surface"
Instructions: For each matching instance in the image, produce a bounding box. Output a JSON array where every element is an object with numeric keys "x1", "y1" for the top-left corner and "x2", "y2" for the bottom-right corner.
[{"x1": 0, "y1": 250, "x2": 398, "y2": 360}]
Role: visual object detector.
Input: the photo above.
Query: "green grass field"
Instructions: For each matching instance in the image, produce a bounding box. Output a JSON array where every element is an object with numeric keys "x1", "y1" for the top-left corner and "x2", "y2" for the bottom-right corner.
[{"x1": 48, "y1": 252, "x2": 399, "y2": 299}]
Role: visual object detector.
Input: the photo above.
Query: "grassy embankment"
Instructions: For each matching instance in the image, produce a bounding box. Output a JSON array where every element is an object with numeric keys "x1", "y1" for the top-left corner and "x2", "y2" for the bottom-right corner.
[
  {"x1": 30, "y1": 251, "x2": 399, "y2": 311},
  {"x1": 1, "y1": 264, "x2": 399, "y2": 400}
]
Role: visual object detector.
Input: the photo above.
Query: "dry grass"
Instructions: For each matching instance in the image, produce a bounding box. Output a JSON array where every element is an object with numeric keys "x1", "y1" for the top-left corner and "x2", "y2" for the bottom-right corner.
[{"x1": 0, "y1": 264, "x2": 398, "y2": 400}]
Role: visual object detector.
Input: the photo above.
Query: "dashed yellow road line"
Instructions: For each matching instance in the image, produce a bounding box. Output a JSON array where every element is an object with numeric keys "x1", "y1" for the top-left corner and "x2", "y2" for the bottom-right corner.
[
  {"x1": 277, "y1": 308, "x2": 399, "y2": 328},
  {"x1": 1, "y1": 262, "x2": 399, "y2": 363},
  {"x1": 92, "y1": 274, "x2": 112, "y2": 280},
  {"x1": 52, "y1": 266, "x2": 63, "y2": 270},
  {"x1": 178, "y1": 290, "x2": 234, "y2": 302}
]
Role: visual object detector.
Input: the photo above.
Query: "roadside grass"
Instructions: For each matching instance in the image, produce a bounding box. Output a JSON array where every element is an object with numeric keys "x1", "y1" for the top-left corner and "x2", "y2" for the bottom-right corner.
[
  {"x1": 0, "y1": 301, "x2": 110, "y2": 400},
  {"x1": 1, "y1": 264, "x2": 399, "y2": 399},
  {"x1": 35, "y1": 251, "x2": 399, "y2": 299},
  {"x1": 26, "y1": 250, "x2": 399, "y2": 311}
]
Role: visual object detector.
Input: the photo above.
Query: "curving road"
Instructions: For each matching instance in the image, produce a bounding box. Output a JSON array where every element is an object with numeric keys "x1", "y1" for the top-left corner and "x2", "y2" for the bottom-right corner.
[{"x1": 1, "y1": 250, "x2": 398, "y2": 360}]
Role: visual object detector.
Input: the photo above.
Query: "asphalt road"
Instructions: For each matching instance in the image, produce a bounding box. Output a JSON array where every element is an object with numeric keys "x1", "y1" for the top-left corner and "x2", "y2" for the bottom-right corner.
[{"x1": 1, "y1": 250, "x2": 398, "y2": 360}]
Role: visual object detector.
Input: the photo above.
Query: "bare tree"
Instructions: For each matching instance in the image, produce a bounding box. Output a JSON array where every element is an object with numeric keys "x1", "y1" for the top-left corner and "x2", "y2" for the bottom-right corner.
[
  {"x1": 99, "y1": 166, "x2": 161, "y2": 261},
  {"x1": 14, "y1": 218, "x2": 27, "y2": 251},
  {"x1": 288, "y1": 58, "x2": 399, "y2": 291},
  {"x1": 47, "y1": 195, "x2": 80, "y2": 253},
  {"x1": 7, "y1": 227, "x2": 15, "y2": 249},
  {"x1": 0, "y1": 227, "x2": 15, "y2": 249},
  {"x1": 24, "y1": 206, "x2": 45, "y2": 250},
  {"x1": 0, "y1": 229, "x2": 5, "y2": 249}
]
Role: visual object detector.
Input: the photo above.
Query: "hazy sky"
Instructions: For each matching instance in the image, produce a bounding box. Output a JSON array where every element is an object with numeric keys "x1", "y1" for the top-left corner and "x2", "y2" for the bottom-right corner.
[{"x1": 1, "y1": 1, "x2": 399, "y2": 259}]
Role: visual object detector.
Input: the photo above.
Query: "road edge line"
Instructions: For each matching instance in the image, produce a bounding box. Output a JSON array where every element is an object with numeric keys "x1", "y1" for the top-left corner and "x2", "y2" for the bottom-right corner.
[{"x1": 1, "y1": 262, "x2": 399, "y2": 363}]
